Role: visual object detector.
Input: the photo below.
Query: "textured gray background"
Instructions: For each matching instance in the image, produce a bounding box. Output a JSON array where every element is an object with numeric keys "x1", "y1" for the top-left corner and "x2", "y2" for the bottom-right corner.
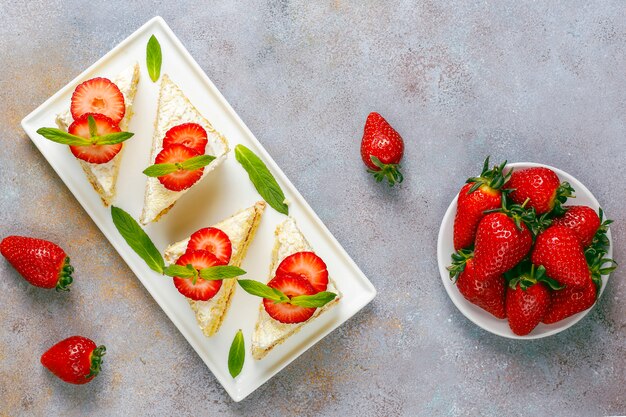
[{"x1": 1, "y1": 1, "x2": 625, "y2": 416}]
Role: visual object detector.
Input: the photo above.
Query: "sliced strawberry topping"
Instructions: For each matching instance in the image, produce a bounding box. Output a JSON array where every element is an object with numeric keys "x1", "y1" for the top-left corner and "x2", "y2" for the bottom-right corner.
[
  {"x1": 71, "y1": 78, "x2": 125, "y2": 124},
  {"x1": 154, "y1": 144, "x2": 204, "y2": 191},
  {"x1": 187, "y1": 227, "x2": 232, "y2": 264},
  {"x1": 275, "y1": 251, "x2": 328, "y2": 292},
  {"x1": 163, "y1": 123, "x2": 208, "y2": 154},
  {"x1": 263, "y1": 273, "x2": 316, "y2": 324},
  {"x1": 173, "y1": 250, "x2": 224, "y2": 301},
  {"x1": 68, "y1": 113, "x2": 122, "y2": 164}
]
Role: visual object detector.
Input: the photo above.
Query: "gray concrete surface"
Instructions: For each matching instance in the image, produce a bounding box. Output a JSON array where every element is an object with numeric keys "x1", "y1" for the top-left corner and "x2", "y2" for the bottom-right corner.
[{"x1": 1, "y1": 1, "x2": 625, "y2": 416}]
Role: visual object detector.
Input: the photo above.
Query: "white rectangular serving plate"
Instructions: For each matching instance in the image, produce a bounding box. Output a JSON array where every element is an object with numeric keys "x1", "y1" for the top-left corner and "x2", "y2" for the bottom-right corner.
[{"x1": 21, "y1": 17, "x2": 376, "y2": 402}]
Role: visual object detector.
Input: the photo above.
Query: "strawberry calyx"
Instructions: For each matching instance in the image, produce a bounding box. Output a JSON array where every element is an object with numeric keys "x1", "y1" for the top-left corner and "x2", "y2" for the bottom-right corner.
[
  {"x1": 585, "y1": 250, "x2": 616, "y2": 292},
  {"x1": 86, "y1": 345, "x2": 106, "y2": 379},
  {"x1": 550, "y1": 181, "x2": 575, "y2": 216},
  {"x1": 56, "y1": 256, "x2": 74, "y2": 292},
  {"x1": 465, "y1": 156, "x2": 512, "y2": 194},
  {"x1": 447, "y1": 248, "x2": 473, "y2": 282},
  {"x1": 506, "y1": 261, "x2": 563, "y2": 291},
  {"x1": 368, "y1": 156, "x2": 403, "y2": 186},
  {"x1": 588, "y1": 208, "x2": 613, "y2": 252},
  {"x1": 583, "y1": 208, "x2": 616, "y2": 292},
  {"x1": 485, "y1": 194, "x2": 550, "y2": 236}
]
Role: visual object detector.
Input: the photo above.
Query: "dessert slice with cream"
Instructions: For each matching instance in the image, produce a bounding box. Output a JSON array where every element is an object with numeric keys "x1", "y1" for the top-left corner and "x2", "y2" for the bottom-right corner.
[
  {"x1": 246, "y1": 217, "x2": 341, "y2": 360},
  {"x1": 164, "y1": 202, "x2": 266, "y2": 337},
  {"x1": 55, "y1": 63, "x2": 140, "y2": 205},
  {"x1": 140, "y1": 74, "x2": 229, "y2": 225}
]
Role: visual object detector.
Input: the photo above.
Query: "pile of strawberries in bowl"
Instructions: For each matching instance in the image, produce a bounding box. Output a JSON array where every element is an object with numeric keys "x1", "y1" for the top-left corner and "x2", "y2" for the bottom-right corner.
[{"x1": 438, "y1": 158, "x2": 615, "y2": 338}]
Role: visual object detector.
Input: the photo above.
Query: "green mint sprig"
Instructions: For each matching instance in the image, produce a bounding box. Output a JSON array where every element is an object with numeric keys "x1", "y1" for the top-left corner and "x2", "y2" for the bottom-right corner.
[
  {"x1": 143, "y1": 155, "x2": 215, "y2": 177},
  {"x1": 228, "y1": 330, "x2": 245, "y2": 378},
  {"x1": 235, "y1": 144, "x2": 288, "y2": 215},
  {"x1": 237, "y1": 279, "x2": 336, "y2": 308},
  {"x1": 146, "y1": 35, "x2": 162, "y2": 83},
  {"x1": 111, "y1": 206, "x2": 245, "y2": 281},
  {"x1": 37, "y1": 116, "x2": 134, "y2": 146}
]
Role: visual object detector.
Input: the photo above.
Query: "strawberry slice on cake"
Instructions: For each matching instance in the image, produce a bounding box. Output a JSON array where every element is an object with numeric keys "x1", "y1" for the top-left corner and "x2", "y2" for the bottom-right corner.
[
  {"x1": 164, "y1": 202, "x2": 266, "y2": 337},
  {"x1": 49, "y1": 63, "x2": 140, "y2": 205},
  {"x1": 239, "y1": 217, "x2": 341, "y2": 360},
  {"x1": 140, "y1": 75, "x2": 229, "y2": 225}
]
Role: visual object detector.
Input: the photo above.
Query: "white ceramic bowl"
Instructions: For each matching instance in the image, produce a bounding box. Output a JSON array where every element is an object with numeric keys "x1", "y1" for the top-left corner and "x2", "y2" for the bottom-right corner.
[{"x1": 437, "y1": 162, "x2": 613, "y2": 339}]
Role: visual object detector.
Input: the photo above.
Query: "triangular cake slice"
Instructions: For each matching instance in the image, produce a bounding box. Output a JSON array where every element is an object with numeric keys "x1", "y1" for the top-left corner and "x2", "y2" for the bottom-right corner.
[
  {"x1": 56, "y1": 63, "x2": 140, "y2": 205},
  {"x1": 140, "y1": 75, "x2": 229, "y2": 225},
  {"x1": 164, "y1": 202, "x2": 266, "y2": 336},
  {"x1": 251, "y1": 217, "x2": 341, "y2": 360}
]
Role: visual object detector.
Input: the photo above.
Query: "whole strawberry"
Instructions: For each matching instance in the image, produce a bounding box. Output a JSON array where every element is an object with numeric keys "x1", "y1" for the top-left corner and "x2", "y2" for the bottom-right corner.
[
  {"x1": 505, "y1": 265, "x2": 553, "y2": 335},
  {"x1": 453, "y1": 157, "x2": 511, "y2": 250},
  {"x1": 542, "y1": 279, "x2": 596, "y2": 324},
  {"x1": 552, "y1": 206, "x2": 601, "y2": 248},
  {"x1": 448, "y1": 249, "x2": 506, "y2": 319},
  {"x1": 531, "y1": 225, "x2": 590, "y2": 289},
  {"x1": 360, "y1": 112, "x2": 404, "y2": 186},
  {"x1": 0, "y1": 236, "x2": 74, "y2": 291},
  {"x1": 505, "y1": 167, "x2": 574, "y2": 215},
  {"x1": 473, "y1": 212, "x2": 533, "y2": 279},
  {"x1": 41, "y1": 336, "x2": 106, "y2": 384}
]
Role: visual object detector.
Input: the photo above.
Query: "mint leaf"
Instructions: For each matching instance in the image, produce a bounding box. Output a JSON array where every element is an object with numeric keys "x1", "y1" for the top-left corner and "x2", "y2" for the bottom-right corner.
[
  {"x1": 228, "y1": 329, "x2": 245, "y2": 378},
  {"x1": 93, "y1": 131, "x2": 134, "y2": 145},
  {"x1": 181, "y1": 154, "x2": 215, "y2": 171},
  {"x1": 199, "y1": 266, "x2": 246, "y2": 280},
  {"x1": 143, "y1": 155, "x2": 215, "y2": 178},
  {"x1": 37, "y1": 127, "x2": 134, "y2": 146},
  {"x1": 234, "y1": 145, "x2": 288, "y2": 215},
  {"x1": 290, "y1": 291, "x2": 337, "y2": 308},
  {"x1": 36, "y1": 128, "x2": 92, "y2": 146},
  {"x1": 143, "y1": 163, "x2": 179, "y2": 177},
  {"x1": 146, "y1": 35, "x2": 162, "y2": 83},
  {"x1": 163, "y1": 264, "x2": 196, "y2": 278},
  {"x1": 88, "y1": 115, "x2": 98, "y2": 138},
  {"x1": 237, "y1": 279, "x2": 288, "y2": 302},
  {"x1": 111, "y1": 206, "x2": 164, "y2": 273}
]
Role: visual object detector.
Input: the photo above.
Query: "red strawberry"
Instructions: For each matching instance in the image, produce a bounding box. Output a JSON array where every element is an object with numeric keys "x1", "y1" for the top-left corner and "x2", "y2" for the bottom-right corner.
[
  {"x1": 552, "y1": 206, "x2": 601, "y2": 247},
  {"x1": 154, "y1": 144, "x2": 204, "y2": 191},
  {"x1": 187, "y1": 227, "x2": 232, "y2": 264},
  {"x1": 263, "y1": 273, "x2": 316, "y2": 323},
  {"x1": 542, "y1": 278, "x2": 596, "y2": 324},
  {"x1": 360, "y1": 112, "x2": 404, "y2": 186},
  {"x1": 449, "y1": 251, "x2": 506, "y2": 319},
  {"x1": 275, "y1": 251, "x2": 328, "y2": 292},
  {"x1": 163, "y1": 123, "x2": 208, "y2": 154},
  {"x1": 68, "y1": 113, "x2": 122, "y2": 164},
  {"x1": 506, "y1": 282, "x2": 551, "y2": 336},
  {"x1": 473, "y1": 213, "x2": 533, "y2": 279},
  {"x1": 41, "y1": 336, "x2": 106, "y2": 384},
  {"x1": 71, "y1": 77, "x2": 125, "y2": 124},
  {"x1": 173, "y1": 250, "x2": 224, "y2": 301},
  {"x1": 531, "y1": 225, "x2": 590, "y2": 289},
  {"x1": 453, "y1": 157, "x2": 510, "y2": 250},
  {"x1": 0, "y1": 236, "x2": 73, "y2": 291},
  {"x1": 505, "y1": 167, "x2": 574, "y2": 215}
]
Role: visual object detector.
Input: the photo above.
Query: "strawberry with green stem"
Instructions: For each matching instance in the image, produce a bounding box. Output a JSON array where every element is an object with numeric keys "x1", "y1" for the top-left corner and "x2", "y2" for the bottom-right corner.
[
  {"x1": 472, "y1": 195, "x2": 536, "y2": 280},
  {"x1": 0, "y1": 235, "x2": 74, "y2": 291},
  {"x1": 552, "y1": 206, "x2": 602, "y2": 247},
  {"x1": 360, "y1": 112, "x2": 404, "y2": 186},
  {"x1": 41, "y1": 336, "x2": 106, "y2": 384},
  {"x1": 453, "y1": 157, "x2": 512, "y2": 250},
  {"x1": 504, "y1": 263, "x2": 562, "y2": 335},
  {"x1": 448, "y1": 249, "x2": 506, "y2": 319},
  {"x1": 531, "y1": 225, "x2": 591, "y2": 289},
  {"x1": 504, "y1": 166, "x2": 574, "y2": 215}
]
